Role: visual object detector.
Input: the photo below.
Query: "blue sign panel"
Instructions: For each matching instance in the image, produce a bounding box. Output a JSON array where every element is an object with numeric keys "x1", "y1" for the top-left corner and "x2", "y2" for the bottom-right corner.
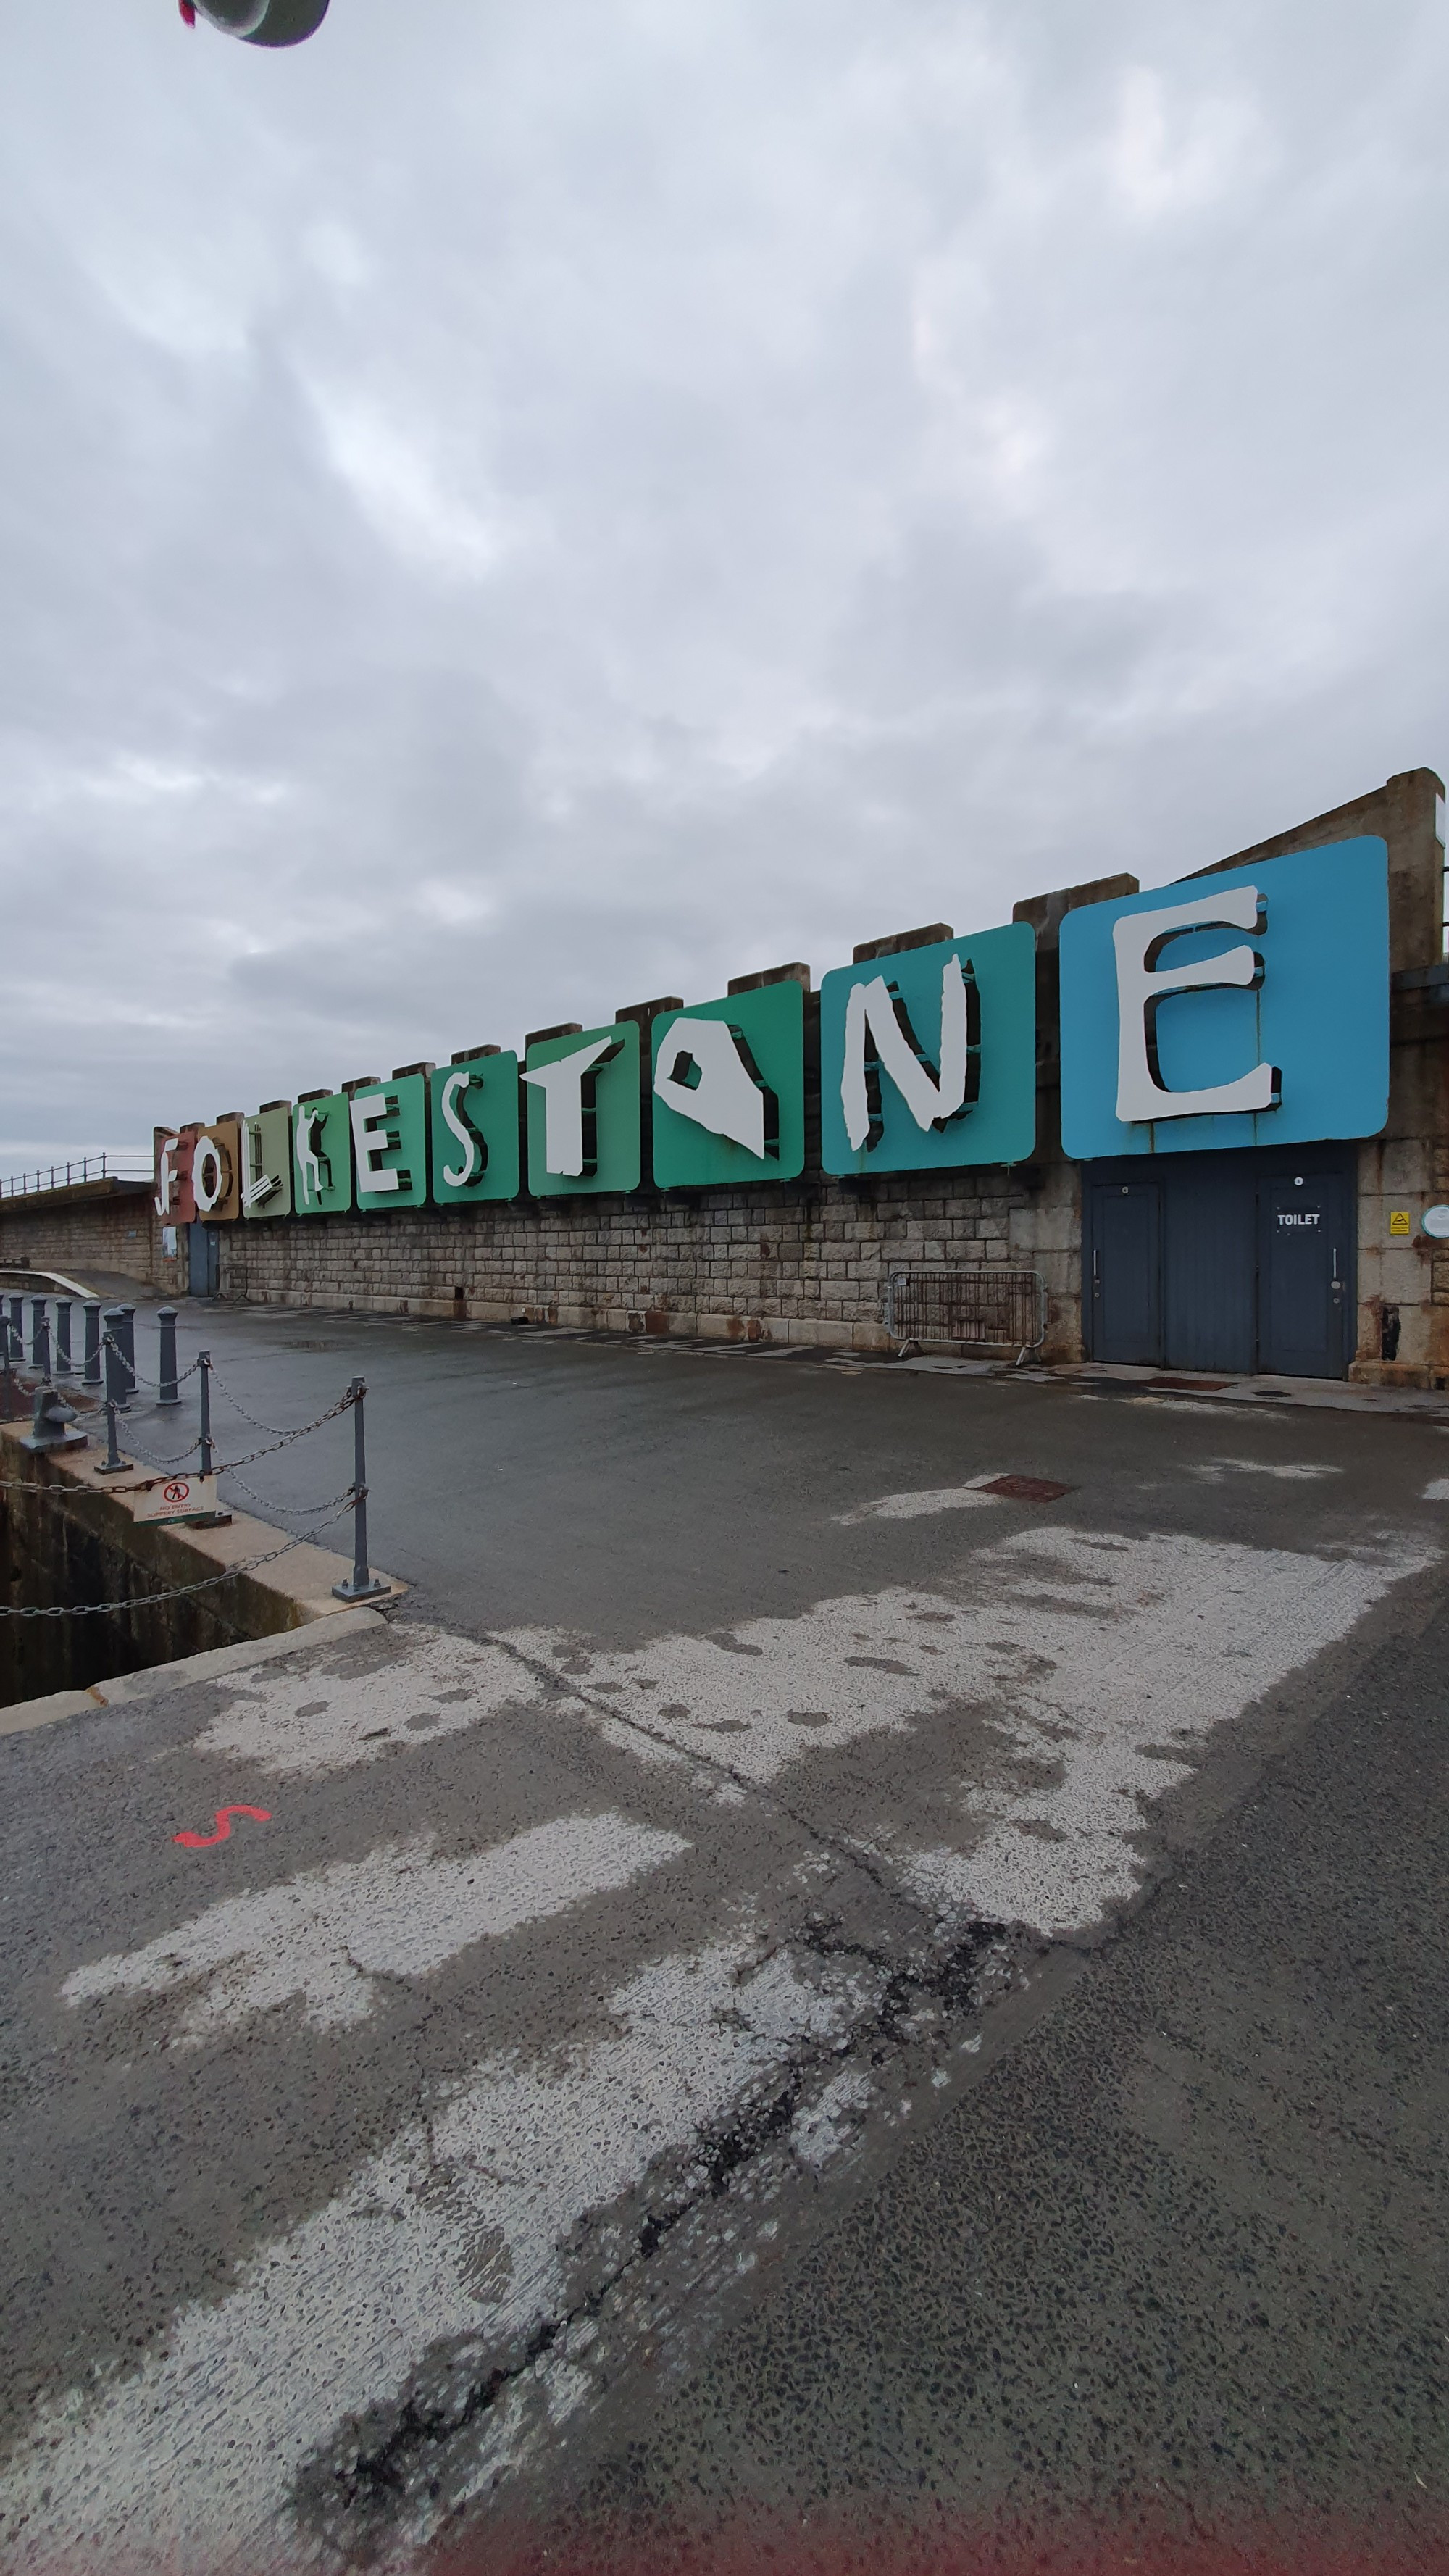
[
  {"x1": 819, "y1": 923, "x2": 1037, "y2": 1177},
  {"x1": 1058, "y1": 838, "x2": 1389, "y2": 1159}
]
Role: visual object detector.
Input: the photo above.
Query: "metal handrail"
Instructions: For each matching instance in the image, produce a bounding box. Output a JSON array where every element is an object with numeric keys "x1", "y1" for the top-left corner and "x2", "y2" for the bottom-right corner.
[{"x1": 0, "y1": 1153, "x2": 152, "y2": 1204}]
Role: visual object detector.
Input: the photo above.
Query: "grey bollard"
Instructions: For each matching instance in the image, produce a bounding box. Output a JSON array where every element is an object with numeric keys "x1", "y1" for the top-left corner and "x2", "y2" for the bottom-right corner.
[
  {"x1": 30, "y1": 1300, "x2": 50, "y2": 1380},
  {"x1": 54, "y1": 1299, "x2": 72, "y2": 1375},
  {"x1": 82, "y1": 1300, "x2": 102, "y2": 1387},
  {"x1": 157, "y1": 1306, "x2": 180, "y2": 1406},
  {"x1": 7, "y1": 1295, "x2": 22, "y2": 1351},
  {"x1": 0, "y1": 1318, "x2": 14, "y2": 1422},
  {"x1": 104, "y1": 1308, "x2": 133, "y2": 1413}
]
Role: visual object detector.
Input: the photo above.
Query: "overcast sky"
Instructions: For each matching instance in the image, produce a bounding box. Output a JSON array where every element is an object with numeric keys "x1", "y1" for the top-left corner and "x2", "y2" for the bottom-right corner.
[{"x1": 3, "y1": 0, "x2": 1446, "y2": 1164}]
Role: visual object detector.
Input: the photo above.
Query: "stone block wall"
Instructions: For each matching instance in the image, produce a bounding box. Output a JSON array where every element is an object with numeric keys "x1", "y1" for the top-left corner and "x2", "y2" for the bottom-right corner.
[
  {"x1": 217, "y1": 1159, "x2": 1085, "y2": 1361},
  {"x1": 0, "y1": 1183, "x2": 182, "y2": 1299}
]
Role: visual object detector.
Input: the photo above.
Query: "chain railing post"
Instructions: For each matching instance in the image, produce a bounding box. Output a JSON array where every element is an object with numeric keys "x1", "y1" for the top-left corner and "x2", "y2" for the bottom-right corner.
[
  {"x1": 82, "y1": 1300, "x2": 102, "y2": 1387},
  {"x1": 1, "y1": 1315, "x2": 14, "y2": 1422},
  {"x1": 199, "y1": 1351, "x2": 214, "y2": 1477},
  {"x1": 96, "y1": 1391, "x2": 126, "y2": 1475},
  {"x1": 30, "y1": 1301, "x2": 51, "y2": 1381},
  {"x1": 332, "y1": 1377, "x2": 388, "y2": 1601},
  {"x1": 157, "y1": 1306, "x2": 180, "y2": 1405},
  {"x1": 7, "y1": 1295, "x2": 22, "y2": 1355},
  {"x1": 54, "y1": 1298, "x2": 72, "y2": 1375}
]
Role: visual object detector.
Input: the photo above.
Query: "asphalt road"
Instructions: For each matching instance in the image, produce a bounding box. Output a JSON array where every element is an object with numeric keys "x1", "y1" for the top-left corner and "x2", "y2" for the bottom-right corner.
[{"x1": 2, "y1": 1306, "x2": 1447, "y2": 2572}]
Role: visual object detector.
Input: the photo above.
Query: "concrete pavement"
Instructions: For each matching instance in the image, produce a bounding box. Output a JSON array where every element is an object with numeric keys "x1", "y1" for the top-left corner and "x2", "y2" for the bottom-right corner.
[{"x1": 2, "y1": 1306, "x2": 1448, "y2": 2569}]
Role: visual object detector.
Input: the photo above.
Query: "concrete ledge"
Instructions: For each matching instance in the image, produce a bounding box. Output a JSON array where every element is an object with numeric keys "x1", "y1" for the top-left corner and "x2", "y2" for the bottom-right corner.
[{"x1": 0, "y1": 1607, "x2": 392, "y2": 1740}]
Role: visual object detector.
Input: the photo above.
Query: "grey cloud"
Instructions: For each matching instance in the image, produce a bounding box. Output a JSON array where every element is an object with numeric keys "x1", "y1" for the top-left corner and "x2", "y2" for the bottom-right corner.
[{"x1": 1, "y1": 0, "x2": 1446, "y2": 1157}]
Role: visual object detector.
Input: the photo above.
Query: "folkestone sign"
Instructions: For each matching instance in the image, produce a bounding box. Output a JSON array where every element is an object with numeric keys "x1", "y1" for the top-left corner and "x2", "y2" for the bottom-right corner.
[{"x1": 154, "y1": 840, "x2": 1392, "y2": 1222}]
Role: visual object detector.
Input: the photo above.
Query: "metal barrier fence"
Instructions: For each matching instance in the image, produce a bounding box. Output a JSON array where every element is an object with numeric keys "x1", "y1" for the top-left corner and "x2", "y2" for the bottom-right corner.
[
  {"x1": 0, "y1": 1152, "x2": 151, "y2": 1202},
  {"x1": 885, "y1": 1265, "x2": 1046, "y2": 1364},
  {"x1": 0, "y1": 1297, "x2": 389, "y2": 1615}
]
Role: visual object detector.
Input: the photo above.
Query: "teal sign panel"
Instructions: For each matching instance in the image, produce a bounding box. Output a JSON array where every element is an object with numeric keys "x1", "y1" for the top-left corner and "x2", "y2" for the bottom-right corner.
[
  {"x1": 819, "y1": 923, "x2": 1037, "y2": 1177},
  {"x1": 241, "y1": 1105, "x2": 292, "y2": 1221},
  {"x1": 1058, "y1": 839, "x2": 1390, "y2": 1158},
  {"x1": 523, "y1": 1022, "x2": 640, "y2": 1197},
  {"x1": 430, "y1": 1054, "x2": 521, "y2": 1204},
  {"x1": 292, "y1": 1093, "x2": 353, "y2": 1214},
  {"x1": 349, "y1": 1075, "x2": 429, "y2": 1211},
  {"x1": 651, "y1": 983, "x2": 806, "y2": 1188}
]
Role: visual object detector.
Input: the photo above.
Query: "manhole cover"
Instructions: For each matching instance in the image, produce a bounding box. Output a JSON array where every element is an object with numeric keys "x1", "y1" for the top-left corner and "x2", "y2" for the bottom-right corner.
[{"x1": 978, "y1": 1474, "x2": 1073, "y2": 1502}]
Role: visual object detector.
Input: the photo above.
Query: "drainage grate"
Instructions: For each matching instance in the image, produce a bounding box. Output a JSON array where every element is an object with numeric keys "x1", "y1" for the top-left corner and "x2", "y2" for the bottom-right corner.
[{"x1": 885, "y1": 1267, "x2": 1046, "y2": 1362}]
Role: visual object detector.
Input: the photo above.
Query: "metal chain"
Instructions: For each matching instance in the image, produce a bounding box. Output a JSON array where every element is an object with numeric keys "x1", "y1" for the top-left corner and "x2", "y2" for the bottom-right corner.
[
  {"x1": 107, "y1": 1427, "x2": 204, "y2": 1470},
  {"x1": 206, "y1": 1396, "x2": 354, "y2": 1474},
  {"x1": 99, "y1": 1330, "x2": 201, "y2": 1392},
  {"x1": 204, "y1": 1371, "x2": 354, "y2": 1440},
  {"x1": 218, "y1": 1470, "x2": 358, "y2": 1520},
  {"x1": 0, "y1": 1496, "x2": 361, "y2": 1620}
]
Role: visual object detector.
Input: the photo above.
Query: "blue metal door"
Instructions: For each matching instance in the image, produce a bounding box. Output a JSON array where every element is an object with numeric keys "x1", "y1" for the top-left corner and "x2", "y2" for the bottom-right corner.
[
  {"x1": 1164, "y1": 1164, "x2": 1256, "y2": 1372},
  {"x1": 1259, "y1": 1173, "x2": 1350, "y2": 1377},
  {"x1": 187, "y1": 1223, "x2": 219, "y2": 1297},
  {"x1": 1090, "y1": 1180, "x2": 1162, "y2": 1363}
]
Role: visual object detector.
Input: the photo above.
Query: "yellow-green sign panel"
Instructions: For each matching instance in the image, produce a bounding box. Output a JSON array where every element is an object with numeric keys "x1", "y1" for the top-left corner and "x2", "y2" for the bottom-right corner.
[{"x1": 241, "y1": 1106, "x2": 293, "y2": 1220}]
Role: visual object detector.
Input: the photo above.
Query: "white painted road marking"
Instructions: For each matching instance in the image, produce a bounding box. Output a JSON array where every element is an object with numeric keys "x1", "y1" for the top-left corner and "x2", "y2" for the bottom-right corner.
[
  {"x1": 2, "y1": 1929, "x2": 880, "y2": 2571},
  {"x1": 62, "y1": 1812, "x2": 688, "y2": 2046},
  {"x1": 833, "y1": 1476, "x2": 1010, "y2": 1523},
  {"x1": 510, "y1": 1527, "x2": 1429, "y2": 1934},
  {"x1": 189, "y1": 1624, "x2": 567, "y2": 1777},
  {"x1": 1190, "y1": 1458, "x2": 1343, "y2": 1481},
  {"x1": 9, "y1": 1523, "x2": 1432, "y2": 2570}
]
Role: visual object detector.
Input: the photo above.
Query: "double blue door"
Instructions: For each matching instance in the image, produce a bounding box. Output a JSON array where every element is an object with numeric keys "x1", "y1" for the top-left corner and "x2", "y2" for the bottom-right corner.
[{"x1": 1086, "y1": 1147, "x2": 1353, "y2": 1377}]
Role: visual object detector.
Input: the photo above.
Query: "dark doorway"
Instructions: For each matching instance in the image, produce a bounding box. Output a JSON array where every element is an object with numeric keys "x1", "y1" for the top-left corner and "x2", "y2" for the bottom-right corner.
[
  {"x1": 1259, "y1": 1172, "x2": 1351, "y2": 1376},
  {"x1": 1089, "y1": 1180, "x2": 1162, "y2": 1364},
  {"x1": 187, "y1": 1223, "x2": 219, "y2": 1298},
  {"x1": 1083, "y1": 1144, "x2": 1356, "y2": 1378}
]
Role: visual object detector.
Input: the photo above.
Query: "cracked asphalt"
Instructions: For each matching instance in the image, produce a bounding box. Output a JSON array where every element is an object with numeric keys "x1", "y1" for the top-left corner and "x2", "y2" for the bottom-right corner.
[{"x1": 1, "y1": 1306, "x2": 1447, "y2": 2571}]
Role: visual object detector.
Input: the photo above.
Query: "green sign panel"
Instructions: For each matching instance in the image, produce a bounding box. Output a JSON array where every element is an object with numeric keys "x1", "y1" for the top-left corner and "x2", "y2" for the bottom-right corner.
[
  {"x1": 523, "y1": 1022, "x2": 640, "y2": 1198},
  {"x1": 349, "y1": 1075, "x2": 429, "y2": 1212},
  {"x1": 292, "y1": 1093, "x2": 353, "y2": 1214},
  {"x1": 819, "y1": 923, "x2": 1036, "y2": 1177},
  {"x1": 430, "y1": 1053, "x2": 521, "y2": 1204},
  {"x1": 241, "y1": 1105, "x2": 292, "y2": 1221},
  {"x1": 651, "y1": 982, "x2": 806, "y2": 1188}
]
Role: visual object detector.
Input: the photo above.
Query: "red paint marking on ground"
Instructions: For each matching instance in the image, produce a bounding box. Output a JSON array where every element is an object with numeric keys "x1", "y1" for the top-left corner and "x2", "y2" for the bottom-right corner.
[{"x1": 173, "y1": 1805, "x2": 272, "y2": 1849}]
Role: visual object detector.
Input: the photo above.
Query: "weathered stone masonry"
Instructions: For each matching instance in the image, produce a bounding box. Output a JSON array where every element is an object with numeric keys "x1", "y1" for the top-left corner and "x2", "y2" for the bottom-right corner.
[{"x1": 216, "y1": 1165, "x2": 1078, "y2": 1356}]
